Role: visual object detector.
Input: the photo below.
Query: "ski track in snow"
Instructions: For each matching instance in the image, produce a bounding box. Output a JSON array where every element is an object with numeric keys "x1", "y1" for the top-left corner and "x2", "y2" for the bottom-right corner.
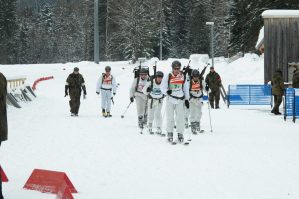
[{"x1": 1, "y1": 57, "x2": 299, "y2": 199}]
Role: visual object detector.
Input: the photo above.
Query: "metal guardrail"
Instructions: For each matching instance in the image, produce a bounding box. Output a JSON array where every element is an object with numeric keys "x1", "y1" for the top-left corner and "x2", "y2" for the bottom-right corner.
[
  {"x1": 227, "y1": 84, "x2": 272, "y2": 107},
  {"x1": 7, "y1": 77, "x2": 26, "y2": 88}
]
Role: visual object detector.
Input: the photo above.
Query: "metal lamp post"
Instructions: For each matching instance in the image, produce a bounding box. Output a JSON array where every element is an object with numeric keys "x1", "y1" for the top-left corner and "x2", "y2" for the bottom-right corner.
[
  {"x1": 206, "y1": 22, "x2": 214, "y2": 67},
  {"x1": 159, "y1": 0, "x2": 163, "y2": 61},
  {"x1": 94, "y1": 0, "x2": 100, "y2": 64}
]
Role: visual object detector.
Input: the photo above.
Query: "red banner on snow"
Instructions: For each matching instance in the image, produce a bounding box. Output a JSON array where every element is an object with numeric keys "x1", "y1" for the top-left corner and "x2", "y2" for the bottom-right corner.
[
  {"x1": 0, "y1": 166, "x2": 8, "y2": 182},
  {"x1": 23, "y1": 169, "x2": 77, "y2": 199},
  {"x1": 32, "y1": 76, "x2": 54, "y2": 90}
]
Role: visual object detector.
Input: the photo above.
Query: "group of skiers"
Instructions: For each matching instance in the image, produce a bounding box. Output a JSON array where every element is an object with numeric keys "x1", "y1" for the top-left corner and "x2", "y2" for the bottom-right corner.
[
  {"x1": 63, "y1": 61, "x2": 222, "y2": 143},
  {"x1": 129, "y1": 60, "x2": 222, "y2": 143}
]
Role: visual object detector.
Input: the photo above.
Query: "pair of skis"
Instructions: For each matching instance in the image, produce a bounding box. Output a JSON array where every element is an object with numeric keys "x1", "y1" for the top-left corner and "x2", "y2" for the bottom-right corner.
[{"x1": 170, "y1": 129, "x2": 205, "y2": 145}]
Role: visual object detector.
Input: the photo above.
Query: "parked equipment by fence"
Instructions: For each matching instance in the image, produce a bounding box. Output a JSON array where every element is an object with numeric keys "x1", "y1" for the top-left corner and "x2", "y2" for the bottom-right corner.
[{"x1": 227, "y1": 84, "x2": 272, "y2": 107}]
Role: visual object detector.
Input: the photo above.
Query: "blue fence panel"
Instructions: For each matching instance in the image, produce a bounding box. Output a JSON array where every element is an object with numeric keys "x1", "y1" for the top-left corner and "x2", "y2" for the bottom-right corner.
[
  {"x1": 294, "y1": 89, "x2": 299, "y2": 121},
  {"x1": 284, "y1": 88, "x2": 295, "y2": 118},
  {"x1": 228, "y1": 85, "x2": 272, "y2": 107}
]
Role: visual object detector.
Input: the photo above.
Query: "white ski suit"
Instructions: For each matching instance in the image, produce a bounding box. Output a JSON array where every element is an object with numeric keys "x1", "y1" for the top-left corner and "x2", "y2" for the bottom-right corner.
[
  {"x1": 142, "y1": 79, "x2": 164, "y2": 129},
  {"x1": 161, "y1": 72, "x2": 190, "y2": 135},
  {"x1": 96, "y1": 73, "x2": 117, "y2": 112},
  {"x1": 189, "y1": 79, "x2": 205, "y2": 125},
  {"x1": 130, "y1": 77, "x2": 149, "y2": 122}
]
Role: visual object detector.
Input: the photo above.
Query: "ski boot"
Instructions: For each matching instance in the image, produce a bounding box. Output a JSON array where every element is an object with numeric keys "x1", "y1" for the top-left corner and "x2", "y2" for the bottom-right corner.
[
  {"x1": 185, "y1": 117, "x2": 189, "y2": 129},
  {"x1": 71, "y1": 113, "x2": 75, "y2": 117},
  {"x1": 143, "y1": 114, "x2": 148, "y2": 128},
  {"x1": 196, "y1": 122, "x2": 203, "y2": 133},
  {"x1": 102, "y1": 109, "x2": 106, "y2": 117},
  {"x1": 156, "y1": 127, "x2": 162, "y2": 135},
  {"x1": 148, "y1": 123, "x2": 154, "y2": 134},
  {"x1": 106, "y1": 112, "x2": 112, "y2": 117},
  {"x1": 167, "y1": 132, "x2": 173, "y2": 142},
  {"x1": 209, "y1": 101, "x2": 214, "y2": 109},
  {"x1": 138, "y1": 116, "x2": 144, "y2": 129},
  {"x1": 191, "y1": 122, "x2": 197, "y2": 135},
  {"x1": 178, "y1": 133, "x2": 184, "y2": 143}
]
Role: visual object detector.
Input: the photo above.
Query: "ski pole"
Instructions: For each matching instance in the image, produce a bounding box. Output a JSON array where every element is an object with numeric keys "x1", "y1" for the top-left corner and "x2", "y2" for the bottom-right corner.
[
  {"x1": 111, "y1": 97, "x2": 114, "y2": 105},
  {"x1": 121, "y1": 102, "x2": 132, "y2": 118},
  {"x1": 207, "y1": 95, "x2": 213, "y2": 132}
]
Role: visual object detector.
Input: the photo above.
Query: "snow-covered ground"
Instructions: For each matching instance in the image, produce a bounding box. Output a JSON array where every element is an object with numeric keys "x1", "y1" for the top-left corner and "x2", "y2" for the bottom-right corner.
[{"x1": 1, "y1": 54, "x2": 299, "y2": 199}]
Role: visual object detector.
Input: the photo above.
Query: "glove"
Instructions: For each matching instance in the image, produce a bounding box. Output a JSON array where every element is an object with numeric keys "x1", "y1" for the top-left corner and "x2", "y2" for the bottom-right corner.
[
  {"x1": 83, "y1": 94, "x2": 86, "y2": 99},
  {"x1": 146, "y1": 87, "x2": 152, "y2": 92},
  {"x1": 96, "y1": 92, "x2": 100, "y2": 95},
  {"x1": 185, "y1": 100, "x2": 189, "y2": 109},
  {"x1": 205, "y1": 85, "x2": 209, "y2": 92},
  {"x1": 113, "y1": 92, "x2": 116, "y2": 96},
  {"x1": 65, "y1": 85, "x2": 68, "y2": 97},
  {"x1": 130, "y1": 97, "x2": 134, "y2": 103},
  {"x1": 167, "y1": 90, "x2": 172, "y2": 95}
]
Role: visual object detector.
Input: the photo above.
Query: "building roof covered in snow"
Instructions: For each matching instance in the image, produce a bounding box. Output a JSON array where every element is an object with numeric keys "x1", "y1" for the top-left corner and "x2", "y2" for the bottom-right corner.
[
  {"x1": 255, "y1": 26, "x2": 264, "y2": 50},
  {"x1": 262, "y1": 10, "x2": 299, "y2": 18}
]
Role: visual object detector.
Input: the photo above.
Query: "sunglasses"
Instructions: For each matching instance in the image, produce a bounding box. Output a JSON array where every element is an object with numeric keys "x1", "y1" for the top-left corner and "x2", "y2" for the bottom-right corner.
[{"x1": 173, "y1": 68, "x2": 180, "y2": 70}]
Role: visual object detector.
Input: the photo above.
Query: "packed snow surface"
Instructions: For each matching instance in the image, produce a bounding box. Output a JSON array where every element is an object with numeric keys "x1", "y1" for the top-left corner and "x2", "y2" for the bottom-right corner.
[{"x1": 1, "y1": 55, "x2": 299, "y2": 199}]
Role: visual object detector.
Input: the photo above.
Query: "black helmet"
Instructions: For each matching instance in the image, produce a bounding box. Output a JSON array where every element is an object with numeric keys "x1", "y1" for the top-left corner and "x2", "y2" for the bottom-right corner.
[
  {"x1": 73, "y1": 67, "x2": 79, "y2": 72},
  {"x1": 105, "y1": 66, "x2": 111, "y2": 72},
  {"x1": 191, "y1": 69, "x2": 200, "y2": 77},
  {"x1": 140, "y1": 67, "x2": 148, "y2": 74},
  {"x1": 172, "y1": 60, "x2": 181, "y2": 68},
  {"x1": 156, "y1": 71, "x2": 164, "y2": 78}
]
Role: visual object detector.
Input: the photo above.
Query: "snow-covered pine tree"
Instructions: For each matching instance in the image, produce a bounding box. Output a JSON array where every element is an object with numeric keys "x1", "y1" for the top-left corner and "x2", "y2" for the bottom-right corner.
[
  {"x1": 166, "y1": 0, "x2": 192, "y2": 58},
  {"x1": 188, "y1": 0, "x2": 211, "y2": 56},
  {"x1": 112, "y1": 0, "x2": 156, "y2": 62},
  {"x1": 0, "y1": 0, "x2": 18, "y2": 64}
]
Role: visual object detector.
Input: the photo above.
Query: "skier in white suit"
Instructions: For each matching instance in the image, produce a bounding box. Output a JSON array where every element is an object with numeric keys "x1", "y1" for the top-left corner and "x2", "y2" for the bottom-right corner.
[
  {"x1": 188, "y1": 69, "x2": 205, "y2": 134},
  {"x1": 130, "y1": 68, "x2": 149, "y2": 130},
  {"x1": 160, "y1": 61, "x2": 190, "y2": 143},
  {"x1": 142, "y1": 71, "x2": 164, "y2": 135},
  {"x1": 96, "y1": 66, "x2": 117, "y2": 117}
]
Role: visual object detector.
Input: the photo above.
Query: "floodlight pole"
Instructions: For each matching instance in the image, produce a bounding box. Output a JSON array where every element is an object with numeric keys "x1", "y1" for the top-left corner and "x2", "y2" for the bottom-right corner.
[
  {"x1": 94, "y1": 0, "x2": 100, "y2": 64},
  {"x1": 206, "y1": 22, "x2": 214, "y2": 67}
]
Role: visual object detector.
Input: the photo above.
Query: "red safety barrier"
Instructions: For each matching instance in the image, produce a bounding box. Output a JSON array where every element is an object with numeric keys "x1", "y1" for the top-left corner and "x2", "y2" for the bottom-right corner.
[
  {"x1": 0, "y1": 166, "x2": 8, "y2": 182},
  {"x1": 23, "y1": 169, "x2": 77, "y2": 199},
  {"x1": 32, "y1": 76, "x2": 54, "y2": 90}
]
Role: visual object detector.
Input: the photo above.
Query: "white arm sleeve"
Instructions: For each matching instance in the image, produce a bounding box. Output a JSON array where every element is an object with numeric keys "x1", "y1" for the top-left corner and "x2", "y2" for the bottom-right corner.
[
  {"x1": 112, "y1": 76, "x2": 117, "y2": 93},
  {"x1": 130, "y1": 78, "x2": 137, "y2": 98},
  {"x1": 96, "y1": 76, "x2": 102, "y2": 93},
  {"x1": 183, "y1": 78, "x2": 190, "y2": 100},
  {"x1": 142, "y1": 81, "x2": 151, "y2": 95},
  {"x1": 160, "y1": 74, "x2": 169, "y2": 95}
]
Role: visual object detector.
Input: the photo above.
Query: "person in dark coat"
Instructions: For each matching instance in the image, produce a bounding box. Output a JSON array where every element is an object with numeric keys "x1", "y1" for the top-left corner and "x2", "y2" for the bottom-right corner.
[
  {"x1": 65, "y1": 67, "x2": 87, "y2": 116},
  {"x1": 292, "y1": 69, "x2": 299, "y2": 88},
  {"x1": 0, "y1": 72, "x2": 8, "y2": 199},
  {"x1": 271, "y1": 69, "x2": 284, "y2": 115},
  {"x1": 205, "y1": 66, "x2": 222, "y2": 109}
]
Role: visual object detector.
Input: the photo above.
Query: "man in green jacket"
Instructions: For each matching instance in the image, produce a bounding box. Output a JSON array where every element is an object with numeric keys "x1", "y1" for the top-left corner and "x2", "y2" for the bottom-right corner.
[
  {"x1": 65, "y1": 67, "x2": 87, "y2": 116},
  {"x1": 0, "y1": 72, "x2": 8, "y2": 199},
  {"x1": 271, "y1": 69, "x2": 284, "y2": 115},
  {"x1": 292, "y1": 69, "x2": 299, "y2": 88},
  {"x1": 205, "y1": 66, "x2": 222, "y2": 109}
]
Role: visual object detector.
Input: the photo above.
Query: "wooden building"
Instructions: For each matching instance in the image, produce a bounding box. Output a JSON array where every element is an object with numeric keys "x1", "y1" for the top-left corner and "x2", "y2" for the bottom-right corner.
[{"x1": 262, "y1": 10, "x2": 299, "y2": 83}]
